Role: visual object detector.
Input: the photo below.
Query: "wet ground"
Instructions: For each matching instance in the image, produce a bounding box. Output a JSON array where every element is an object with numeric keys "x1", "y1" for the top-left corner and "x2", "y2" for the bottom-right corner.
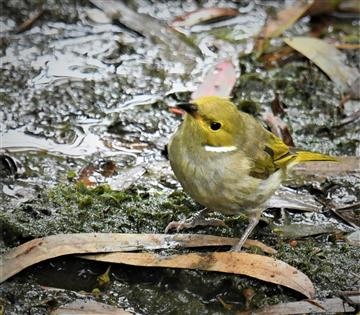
[{"x1": 0, "y1": 0, "x2": 359, "y2": 314}]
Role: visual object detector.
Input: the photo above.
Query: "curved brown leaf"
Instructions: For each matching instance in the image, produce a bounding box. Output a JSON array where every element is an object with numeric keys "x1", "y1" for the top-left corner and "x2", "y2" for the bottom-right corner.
[
  {"x1": 262, "y1": 0, "x2": 339, "y2": 38},
  {"x1": 263, "y1": 2, "x2": 313, "y2": 39},
  {"x1": 80, "y1": 252, "x2": 315, "y2": 299},
  {"x1": 256, "y1": 0, "x2": 340, "y2": 54},
  {"x1": 0, "y1": 233, "x2": 275, "y2": 283}
]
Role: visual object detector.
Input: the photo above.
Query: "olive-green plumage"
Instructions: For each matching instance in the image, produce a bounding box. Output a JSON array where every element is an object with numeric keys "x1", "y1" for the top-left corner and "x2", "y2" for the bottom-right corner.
[{"x1": 167, "y1": 96, "x2": 336, "y2": 251}]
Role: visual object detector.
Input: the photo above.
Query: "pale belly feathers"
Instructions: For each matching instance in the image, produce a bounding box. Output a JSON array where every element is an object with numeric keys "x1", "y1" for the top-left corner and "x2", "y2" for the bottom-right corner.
[{"x1": 168, "y1": 135, "x2": 284, "y2": 216}]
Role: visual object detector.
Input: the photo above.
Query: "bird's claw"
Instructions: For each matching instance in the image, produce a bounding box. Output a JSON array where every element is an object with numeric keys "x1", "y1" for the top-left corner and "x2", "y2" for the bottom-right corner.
[{"x1": 164, "y1": 220, "x2": 187, "y2": 233}]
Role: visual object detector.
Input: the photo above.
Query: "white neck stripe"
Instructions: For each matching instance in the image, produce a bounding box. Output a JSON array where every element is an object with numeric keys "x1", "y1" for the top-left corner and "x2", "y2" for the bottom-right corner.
[{"x1": 204, "y1": 145, "x2": 237, "y2": 153}]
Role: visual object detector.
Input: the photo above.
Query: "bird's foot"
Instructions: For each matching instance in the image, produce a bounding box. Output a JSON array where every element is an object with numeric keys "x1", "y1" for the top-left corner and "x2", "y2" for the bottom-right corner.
[
  {"x1": 165, "y1": 209, "x2": 227, "y2": 233},
  {"x1": 230, "y1": 238, "x2": 246, "y2": 252},
  {"x1": 230, "y1": 214, "x2": 261, "y2": 252}
]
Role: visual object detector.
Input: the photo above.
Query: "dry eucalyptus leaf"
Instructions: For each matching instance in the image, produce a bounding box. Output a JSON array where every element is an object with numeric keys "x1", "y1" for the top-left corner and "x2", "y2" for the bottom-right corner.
[
  {"x1": 80, "y1": 251, "x2": 315, "y2": 298},
  {"x1": 0, "y1": 233, "x2": 275, "y2": 283}
]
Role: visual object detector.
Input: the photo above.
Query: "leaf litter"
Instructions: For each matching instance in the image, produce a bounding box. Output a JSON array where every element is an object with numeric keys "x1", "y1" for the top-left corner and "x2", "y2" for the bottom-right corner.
[
  {"x1": 80, "y1": 251, "x2": 315, "y2": 299},
  {"x1": 255, "y1": 0, "x2": 340, "y2": 54},
  {"x1": 0, "y1": 232, "x2": 315, "y2": 298},
  {"x1": 284, "y1": 37, "x2": 360, "y2": 98},
  {"x1": 0, "y1": 233, "x2": 277, "y2": 283}
]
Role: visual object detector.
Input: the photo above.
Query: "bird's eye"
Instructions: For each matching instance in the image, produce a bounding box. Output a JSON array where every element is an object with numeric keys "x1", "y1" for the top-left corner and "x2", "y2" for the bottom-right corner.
[{"x1": 210, "y1": 121, "x2": 222, "y2": 131}]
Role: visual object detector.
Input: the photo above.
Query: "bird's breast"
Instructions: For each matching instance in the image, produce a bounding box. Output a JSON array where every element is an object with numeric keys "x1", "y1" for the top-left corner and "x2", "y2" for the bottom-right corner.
[{"x1": 168, "y1": 131, "x2": 280, "y2": 214}]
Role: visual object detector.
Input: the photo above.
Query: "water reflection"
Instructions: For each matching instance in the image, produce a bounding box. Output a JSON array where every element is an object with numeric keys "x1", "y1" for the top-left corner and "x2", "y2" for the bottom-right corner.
[{"x1": 1, "y1": 125, "x2": 140, "y2": 158}]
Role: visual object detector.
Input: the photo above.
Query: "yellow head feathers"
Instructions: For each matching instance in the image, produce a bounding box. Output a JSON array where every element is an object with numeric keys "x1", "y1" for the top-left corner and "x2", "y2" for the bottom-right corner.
[{"x1": 179, "y1": 96, "x2": 242, "y2": 147}]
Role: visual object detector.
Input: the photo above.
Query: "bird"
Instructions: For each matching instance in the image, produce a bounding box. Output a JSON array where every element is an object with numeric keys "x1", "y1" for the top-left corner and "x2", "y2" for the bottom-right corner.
[{"x1": 165, "y1": 96, "x2": 336, "y2": 251}]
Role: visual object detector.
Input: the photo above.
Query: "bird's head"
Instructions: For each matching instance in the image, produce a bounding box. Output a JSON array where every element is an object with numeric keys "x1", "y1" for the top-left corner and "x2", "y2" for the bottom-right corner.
[{"x1": 177, "y1": 96, "x2": 242, "y2": 148}]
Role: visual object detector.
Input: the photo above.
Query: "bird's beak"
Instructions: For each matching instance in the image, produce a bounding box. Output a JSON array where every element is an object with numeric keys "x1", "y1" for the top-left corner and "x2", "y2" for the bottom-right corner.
[{"x1": 176, "y1": 102, "x2": 198, "y2": 117}]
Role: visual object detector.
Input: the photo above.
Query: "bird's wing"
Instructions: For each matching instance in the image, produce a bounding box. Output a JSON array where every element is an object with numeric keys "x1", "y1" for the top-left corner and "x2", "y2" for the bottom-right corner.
[
  {"x1": 234, "y1": 111, "x2": 295, "y2": 179},
  {"x1": 265, "y1": 132, "x2": 295, "y2": 167},
  {"x1": 247, "y1": 129, "x2": 294, "y2": 179}
]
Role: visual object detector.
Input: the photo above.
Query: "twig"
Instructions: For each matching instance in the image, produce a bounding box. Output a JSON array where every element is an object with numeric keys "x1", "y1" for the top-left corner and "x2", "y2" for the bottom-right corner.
[
  {"x1": 334, "y1": 109, "x2": 360, "y2": 128},
  {"x1": 15, "y1": 9, "x2": 45, "y2": 34}
]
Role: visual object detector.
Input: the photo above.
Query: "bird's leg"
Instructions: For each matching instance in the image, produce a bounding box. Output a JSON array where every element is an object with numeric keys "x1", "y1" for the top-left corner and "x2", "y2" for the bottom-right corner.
[
  {"x1": 231, "y1": 212, "x2": 261, "y2": 252},
  {"x1": 165, "y1": 208, "x2": 227, "y2": 233}
]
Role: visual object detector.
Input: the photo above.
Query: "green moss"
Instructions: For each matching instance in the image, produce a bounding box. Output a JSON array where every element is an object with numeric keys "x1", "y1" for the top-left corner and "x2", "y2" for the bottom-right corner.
[
  {"x1": 66, "y1": 170, "x2": 77, "y2": 181},
  {"x1": 342, "y1": 33, "x2": 360, "y2": 44},
  {"x1": 77, "y1": 195, "x2": 93, "y2": 209},
  {"x1": 0, "y1": 181, "x2": 197, "y2": 247},
  {"x1": 276, "y1": 239, "x2": 360, "y2": 294}
]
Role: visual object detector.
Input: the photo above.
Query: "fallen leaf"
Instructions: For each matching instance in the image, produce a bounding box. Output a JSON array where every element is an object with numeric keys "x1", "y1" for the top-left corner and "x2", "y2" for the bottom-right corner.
[
  {"x1": 15, "y1": 9, "x2": 44, "y2": 34},
  {"x1": 107, "y1": 165, "x2": 145, "y2": 191},
  {"x1": 290, "y1": 156, "x2": 360, "y2": 182},
  {"x1": 80, "y1": 251, "x2": 315, "y2": 299},
  {"x1": 335, "y1": 43, "x2": 360, "y2": 50},
  {"x1": 100, "y1": 161, "x2": 117, "y2": 177},
  {"x1": 262, "y1": 93, "x2": 294, "y2": 147},
  {"x1": 172, "y1": 7, "x2": 238, "y2": 28},
  {"x1": 305, "y1": 0, "x2": 342, "y2": 16},
  {"x1": 267, "y1": 186, "x2": 323, "y2": 212},
  {"x1": 272, "y1": 223, "x2": 348, "y2": 239},
  {"x1": 192, "y1": 60, "x2": 237, "y2": 99},
  {"x1": 271, "y1": 93, "x2": 285, "y2": 116},
  {"x1": 330, "y1": 203, "x2": 360, "y2": 228},
  {"x1": 338, "y1": 0, "x2": 360, "y2": 13},
  {"x1": 237, "y1": 297, "x2": 357, "y2": 314},
  {"x1": 260, "y1": 46, "x2": 295, "y2": 67},
  {"x1": 86, "y1": 8, "x2": 112, "y2": 24},
  {"x1": 51, "y1": 299, "x2": 131, "y2": 315},
  {"x1": 264, "y1": 112, "x2": 294, "y2": 146},
  {"x1": 42, "y1": 285, "x2": 91, "y2": 298},
  {"x1": 255, "y1": 0, "x2": 340, "y2": 54},
  {"x1": 78, "y1": 164, "x2": 97, "y2": 186},
  {"x1": 345, "y1": 230, "x2": 360, "y2": 246},
  {"x1": 255, "y1": 1, "x2": 313, "y2": 54},
  {"x1": 0, "y1": 233, "x2": 275, "y2": 283},
  {"x1": 338, "y1": 290, "x2": 360, "y2": 307},
  {"x1": 262, "y1": 2, "x2": 314, "y2": 39},
  {"x1": 243, "y1": 240, "x2": 277, "y2": 254},
  {"x1": 284, "y1": 37, "x2": 360, "y2": 97}
]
